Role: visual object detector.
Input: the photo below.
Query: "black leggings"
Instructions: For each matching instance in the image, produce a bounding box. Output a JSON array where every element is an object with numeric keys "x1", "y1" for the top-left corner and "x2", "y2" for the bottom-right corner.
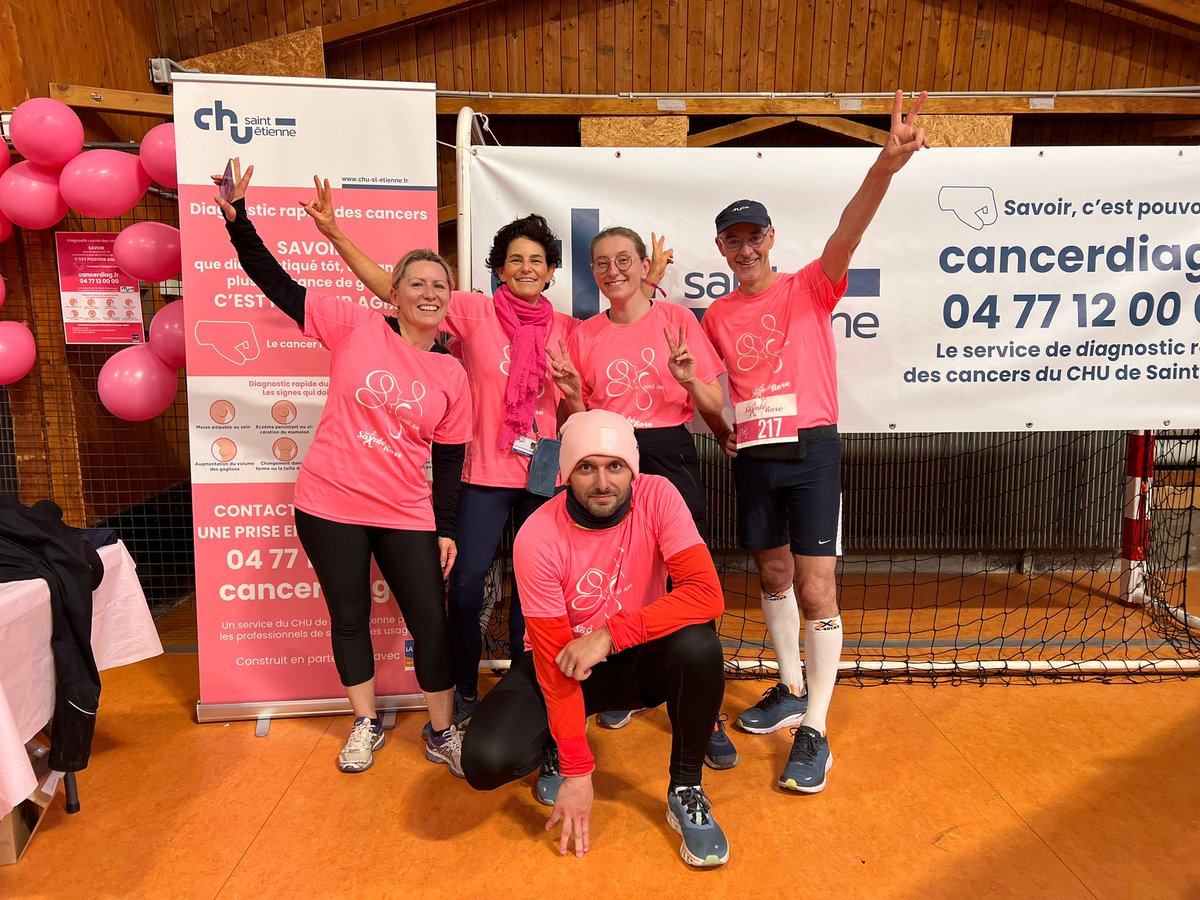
[
  {"x1": 294, "y1": 509, "x2": 454, "y2": 692},
  {"x1": 635, "y1": 425, "x2": 710, "y2": 544},
  {"x1": 461, "y1": 624, "x2": 724, "y2": 790},
  {"x1": 448, "y1": 484, "x2": 549, "y2": 697}
]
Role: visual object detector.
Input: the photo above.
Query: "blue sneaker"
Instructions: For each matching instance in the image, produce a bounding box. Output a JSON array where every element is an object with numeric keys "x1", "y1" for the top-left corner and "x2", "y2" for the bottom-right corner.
[
  {"x1": 779, "y1": 725, "x2": 832, "y2": 793},
  {"x1": 454, "y1": 691, "x2": 479, "y2": 728},
  {"x1": 665, "y1": 785, "x2": 729, "y2": 867},
  {"x1": 736, "y1": 683, "x2": 807, "y2": 734},
  {"x1": 704, "y1": 715, "x2": 739, "y2": 770},
  {"x1": 534, "y1": 745, "x2": 563, "y2": 806},
  {"x1": 597, "y1": 709, "x2": 635, "y2": 729}
]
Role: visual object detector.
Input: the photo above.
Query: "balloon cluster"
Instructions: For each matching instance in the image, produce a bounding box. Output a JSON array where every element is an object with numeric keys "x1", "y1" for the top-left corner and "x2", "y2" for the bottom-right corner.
[{"x1": 0, "y1": 99, "x2": 187, "y2": 420}]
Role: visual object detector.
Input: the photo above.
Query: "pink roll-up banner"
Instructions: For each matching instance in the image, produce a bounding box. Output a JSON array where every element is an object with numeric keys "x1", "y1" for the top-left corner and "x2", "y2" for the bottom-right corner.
[{"x1": 173, "y1": 74, "x2": 438, "y2": 720}]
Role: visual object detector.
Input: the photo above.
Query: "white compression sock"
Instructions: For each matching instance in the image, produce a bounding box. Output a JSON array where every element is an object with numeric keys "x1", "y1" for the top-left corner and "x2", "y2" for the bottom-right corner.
[
  {"x1": 761, "y1": 586, "x2": 804, "y2": 697},
  {"x1": 802, "y1": 615, "x2": 843, "y2": 735}
]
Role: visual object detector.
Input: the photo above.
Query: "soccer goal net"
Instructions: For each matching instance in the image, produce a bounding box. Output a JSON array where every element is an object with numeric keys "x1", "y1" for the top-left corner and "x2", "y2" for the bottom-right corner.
[{"x1": 482, "y1": 429, "x2": 1199, "y2": 682}]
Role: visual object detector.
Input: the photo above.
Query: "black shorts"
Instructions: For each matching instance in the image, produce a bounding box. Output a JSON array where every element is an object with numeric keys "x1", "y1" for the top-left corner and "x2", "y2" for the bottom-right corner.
[
  {"x1": 634, "y1": 424, "x2": 709, "y2": 543},
  {"x1": 731, "y1": 433, "x2": 842, "y2": 556}
]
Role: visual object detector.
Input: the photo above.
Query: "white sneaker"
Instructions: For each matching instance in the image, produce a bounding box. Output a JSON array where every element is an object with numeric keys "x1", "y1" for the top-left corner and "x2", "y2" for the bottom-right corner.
[
  {"x1": 425, "y1": 724, "x2": 465, "y2": 778},
  {"x1": 338, "y1": 716, "x2": 384, "y2": 773}
]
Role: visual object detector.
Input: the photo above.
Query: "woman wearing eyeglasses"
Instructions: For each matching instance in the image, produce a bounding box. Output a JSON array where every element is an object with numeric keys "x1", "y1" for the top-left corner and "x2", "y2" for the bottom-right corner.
[{"x1": 548, "y1": 226, "x2": 736, "y2": 770}]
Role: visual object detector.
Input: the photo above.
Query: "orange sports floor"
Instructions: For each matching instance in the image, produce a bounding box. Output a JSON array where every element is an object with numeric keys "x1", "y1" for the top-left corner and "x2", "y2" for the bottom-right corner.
[{"x1": 2, "y1": 651, "x2": 1198, "y2": 898}]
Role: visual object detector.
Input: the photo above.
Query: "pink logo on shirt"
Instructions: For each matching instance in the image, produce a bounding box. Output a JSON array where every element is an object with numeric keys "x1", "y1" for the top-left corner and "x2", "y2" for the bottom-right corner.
[
  {"x1": 355, "y1": 369, "x2": 426, "y2": 438},
  {"x1": 734, "y1": 314, "x2": 785, "y2": 374},
  {"x1": 605, "y1": 348, "x2": 662, "y2": 412}
]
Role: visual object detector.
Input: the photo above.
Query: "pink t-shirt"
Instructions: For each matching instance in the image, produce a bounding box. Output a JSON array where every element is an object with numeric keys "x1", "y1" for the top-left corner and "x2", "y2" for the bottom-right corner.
[
  {"x1": 568, "y1": 300, "x2": 725, "y2": 429},
  {"x1": 294, "y1": 291, "x2": 473, "y2": 529},
  {"x1": 701, "y1": 260, "x2": 847, "y2": 449},
  {"x1": 514, "y1": 475, "x2": 703, "y2": 644},
  {"x1": 442, "y1": 290, "x2": 578, "y2": 487}
]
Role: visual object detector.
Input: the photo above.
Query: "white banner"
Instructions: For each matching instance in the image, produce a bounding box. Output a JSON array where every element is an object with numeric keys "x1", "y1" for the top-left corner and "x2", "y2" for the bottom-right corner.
[
  {"x1": 468, "y1": 146, "x2": 1200, "y2": 432},
  {"x1": 175, "y1": 74, "x2": 438, "y2": 710}
]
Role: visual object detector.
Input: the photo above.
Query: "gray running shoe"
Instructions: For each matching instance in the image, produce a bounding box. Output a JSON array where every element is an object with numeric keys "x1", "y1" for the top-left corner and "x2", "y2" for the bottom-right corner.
[
  {"x1": 337, "y1": 716, "x2": 384, "y2": 773},
  {"x1": 704, "y1": 714, "x2": 739, "y2": 770},
  {"x1": 425, "y1": 724, "x2": 465, "y2": 778},
  {"x1": 779, "y1": 725, "x2": 832, "y2": 793},
  {"x1": 665, "y1": 785, "x2": 729, "y2": 867},
  {"x1": 535, "y1": 745, "x2": 563, "y2": 806},
  {"x1": 736, "y1": 683, "x2": 807, "y2": 734},
  {"x1": 597, "y1": 709, "x2": 635, "y2": 729}
]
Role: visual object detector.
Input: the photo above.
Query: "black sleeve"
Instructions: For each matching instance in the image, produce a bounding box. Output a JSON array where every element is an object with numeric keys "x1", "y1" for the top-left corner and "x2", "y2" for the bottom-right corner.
[
  {"x1": 223, "y1": 198, "x2": 307, "y2": 328},
  {"x1": 430, "y1": 442, "x2": 466, "y2": 538}
]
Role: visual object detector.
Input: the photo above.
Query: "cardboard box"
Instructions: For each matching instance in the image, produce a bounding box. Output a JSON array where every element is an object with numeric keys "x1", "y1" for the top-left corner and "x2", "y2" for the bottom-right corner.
[{"x1": 0, "y1": 740, "x2": 59, "y2": 865}]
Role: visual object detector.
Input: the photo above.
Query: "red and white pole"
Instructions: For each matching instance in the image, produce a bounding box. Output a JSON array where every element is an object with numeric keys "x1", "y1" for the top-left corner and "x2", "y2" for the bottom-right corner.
[{"x1": 1118, "y1": 430, "x2": 1154, "y2": 607}]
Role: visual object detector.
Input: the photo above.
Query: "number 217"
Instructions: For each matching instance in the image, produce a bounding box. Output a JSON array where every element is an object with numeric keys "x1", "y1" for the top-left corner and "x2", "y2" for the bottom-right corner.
[{"x1": 757, "y1": 417, "x2": 783, "y2": 439}]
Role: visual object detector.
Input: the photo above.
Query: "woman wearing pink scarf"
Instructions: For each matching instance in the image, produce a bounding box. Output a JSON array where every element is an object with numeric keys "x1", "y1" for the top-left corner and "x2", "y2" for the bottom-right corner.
[{"x1": 304, "y1": 184, "x2": 578, "y2": 725}]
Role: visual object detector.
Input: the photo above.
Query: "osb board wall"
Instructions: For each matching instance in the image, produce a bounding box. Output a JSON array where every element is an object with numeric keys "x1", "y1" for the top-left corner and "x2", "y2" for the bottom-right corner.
[
  {"x1": 154, "y1": 0, "x2": 1200, "y2": 96},
  {"x1": 922, "y1": 115, "x2": 1013, "y2": 147},
  {"x1": 182, "y1": 27, "x2": 325, "y2": 78},
  {"x1": 580, "y1": 116, "x2": 689, "y2": 147}
]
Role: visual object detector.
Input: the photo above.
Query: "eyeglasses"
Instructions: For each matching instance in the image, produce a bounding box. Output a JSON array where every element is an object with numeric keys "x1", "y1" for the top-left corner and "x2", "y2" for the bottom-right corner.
[
  {"x1": 590, "y1": 254, "x2": 637, "y2": 275},
  {"x1": 717, "y1": 231, "x2": 770, "y2": 253}
]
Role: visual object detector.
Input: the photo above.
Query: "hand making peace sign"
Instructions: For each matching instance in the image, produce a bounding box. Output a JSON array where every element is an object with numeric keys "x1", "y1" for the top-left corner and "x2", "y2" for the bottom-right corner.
[
  {"x1": 878, "y1": 89, "x2": 931, "y2": 175},
  {"x1": 301, "y1": 175, "x2": 343, "y2": 239},
  {"x1": 546, "y1": 339, "x2": 582, "y2": 402},
  {"x1": 664, "y1": 324, "x2": 696, "y2": 386}
]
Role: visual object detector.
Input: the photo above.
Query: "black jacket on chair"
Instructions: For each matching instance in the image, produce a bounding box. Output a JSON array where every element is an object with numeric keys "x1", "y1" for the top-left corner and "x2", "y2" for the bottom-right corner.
[{"x1": 0, "y1": 495, "x2": 101, "y2": 772}]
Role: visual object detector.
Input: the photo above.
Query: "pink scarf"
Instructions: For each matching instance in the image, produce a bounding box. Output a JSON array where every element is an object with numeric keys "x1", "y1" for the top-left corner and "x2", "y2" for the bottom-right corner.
[{"x1": 494, "y1": 283, "x2": 552, "y2": 449}]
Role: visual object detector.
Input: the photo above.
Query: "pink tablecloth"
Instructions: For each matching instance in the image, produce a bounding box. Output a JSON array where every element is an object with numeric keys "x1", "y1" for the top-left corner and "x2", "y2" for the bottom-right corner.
[{"x1": 0, "y1": 541, "x2": 164, "y2": 818}]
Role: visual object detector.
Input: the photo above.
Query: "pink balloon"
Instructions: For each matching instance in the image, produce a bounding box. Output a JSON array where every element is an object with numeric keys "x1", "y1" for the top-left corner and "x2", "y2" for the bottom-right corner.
[
  {"x1": 0, "y1": 321, "x2": 36, "y2": 385},
  {"x1": 0, "y1": 152, "x2": 10, "y2": 177},
  {"x1": 139, "y1": 123, "x2": 177, "y2": 189},
  {"x1": 59, "y1": 150, "x2": 151, "y2": 219},
  {"x1": 0, "y1": 276, "x2": 6, "y2": 309},
  {"x1": 0, "y1": 161, "x2": 68, "y2": 230},
  {"x1": 0, "y1": 211, "x2": 11, "y2": 243},
  {"x1": 113, "y1": 222, "x2": 181, "y2": 282},
  {"x1": 97, "y1": 344, "x2": 178, "y2": 421},
  {"x1": 148, "y1": 299, "x2": 186, "y2": 368},
  {"x1": 9, "y1": 98, "x2": 84, "y2": 169}
]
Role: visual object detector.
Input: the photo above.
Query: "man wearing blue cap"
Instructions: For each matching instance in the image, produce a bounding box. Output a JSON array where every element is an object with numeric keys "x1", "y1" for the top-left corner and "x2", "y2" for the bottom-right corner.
[{"x1": 700, "y1": 90, "x2": 930, "y2": 793}]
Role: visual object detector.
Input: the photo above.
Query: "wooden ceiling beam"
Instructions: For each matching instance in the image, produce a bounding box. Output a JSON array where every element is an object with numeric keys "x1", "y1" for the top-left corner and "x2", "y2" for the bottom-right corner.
[
  {"x1": 689, "y1": 115, "x2": 889, "y2": 147},
  {"x1": 48, "y1": 84, "x2": 1200, "y2": 123},
  {"x1": 688, "y1": 116, "x2": 798, "y2": 146},
  {"x1": 436, "y1": 95, "x2": 1200, "y2": 116},
  {"x1": 794, "y1": 116, "x2": 889, "y2": 145},
  {"x1": 50, "y1": 83, "x2": 172, "y2": 117},
  {"x1": 322, "y1": 1, "x2": 475, "y2": 44}
]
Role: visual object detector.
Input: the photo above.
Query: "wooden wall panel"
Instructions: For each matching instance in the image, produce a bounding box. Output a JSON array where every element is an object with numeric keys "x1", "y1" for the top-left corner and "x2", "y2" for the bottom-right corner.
[{"x1": 154, "y1": 0, "x2": 1200, "y2": 98}]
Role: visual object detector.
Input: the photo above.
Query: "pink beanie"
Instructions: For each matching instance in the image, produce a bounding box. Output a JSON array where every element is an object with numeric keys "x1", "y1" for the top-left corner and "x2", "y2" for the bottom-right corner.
[{"x1": 558, "y1": 409, "x2": 640, "y2": 481}]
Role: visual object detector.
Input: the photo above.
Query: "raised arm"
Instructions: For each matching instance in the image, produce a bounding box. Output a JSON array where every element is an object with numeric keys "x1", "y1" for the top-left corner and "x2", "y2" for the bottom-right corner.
[
  {"x1": 213, "y1": 161, "x2": 306, "y2": 327},
  {"x1": 302, "y1": 176, "x2": 394, "y2": 300},
  {"x1": 821, "y1": 90, "x2": 930, "y2": 286}
]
